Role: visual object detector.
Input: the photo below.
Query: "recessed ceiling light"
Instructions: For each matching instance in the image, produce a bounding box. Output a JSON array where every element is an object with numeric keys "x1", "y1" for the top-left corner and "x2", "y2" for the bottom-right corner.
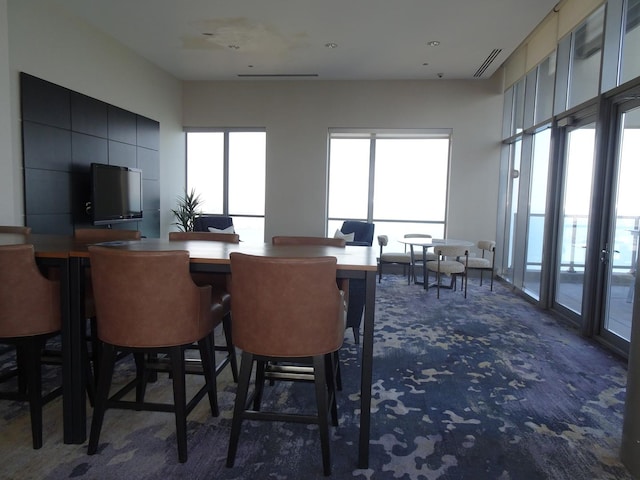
[
  {"x1": 427, "y1": 40, "x2": 440, "y2": 47},
  {"x1": 325, "y1": 42, "x2": 338, "y2": 48}
]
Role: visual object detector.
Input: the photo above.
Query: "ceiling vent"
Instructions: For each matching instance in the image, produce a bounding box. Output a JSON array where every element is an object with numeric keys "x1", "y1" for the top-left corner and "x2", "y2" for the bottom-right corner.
[
  {"x1": 237, "y1": 73, "x2": 319, "y2": 78},
  {"x1": 473, "y1": 49, "x2": 502, "y2": 78}
]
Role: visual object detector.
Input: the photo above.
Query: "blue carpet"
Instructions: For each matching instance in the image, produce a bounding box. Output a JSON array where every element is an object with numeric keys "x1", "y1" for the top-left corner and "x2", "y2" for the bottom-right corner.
[{"x1": 0, "y1": 275, "x2": 633, "y2": 479}]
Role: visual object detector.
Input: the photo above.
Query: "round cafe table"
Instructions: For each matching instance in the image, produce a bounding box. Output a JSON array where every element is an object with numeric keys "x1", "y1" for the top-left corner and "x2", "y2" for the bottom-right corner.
[{"x1": 398, "y1": 238, "x2": 474, "y2": 287}]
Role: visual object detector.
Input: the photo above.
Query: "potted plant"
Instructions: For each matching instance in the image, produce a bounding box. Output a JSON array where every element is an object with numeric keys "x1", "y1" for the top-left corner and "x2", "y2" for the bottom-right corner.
[{"x1": 171, "y1": 188, "x2": 203, "y2": 232}]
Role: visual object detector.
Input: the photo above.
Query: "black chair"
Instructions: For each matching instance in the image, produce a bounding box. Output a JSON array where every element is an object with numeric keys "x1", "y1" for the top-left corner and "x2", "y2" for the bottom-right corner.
[
  {"x1": 340, "y1": 221, "x2": 375, "y2": 343},
  {"x1": 340, "y1": 221, "x2": 375, "y2": 246},
  {"x1": 193, "y1": 215, "x2": 234, "y2": 233}
]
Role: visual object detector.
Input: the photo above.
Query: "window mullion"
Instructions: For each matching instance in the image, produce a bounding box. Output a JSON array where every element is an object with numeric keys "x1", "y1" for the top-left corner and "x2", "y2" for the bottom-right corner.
[
  {"x1": 368, "y1": 135, "x2": 376, "y2": 222},
  {"x1": 223, "y1": 131, "x2": 230, "y2": 215}
]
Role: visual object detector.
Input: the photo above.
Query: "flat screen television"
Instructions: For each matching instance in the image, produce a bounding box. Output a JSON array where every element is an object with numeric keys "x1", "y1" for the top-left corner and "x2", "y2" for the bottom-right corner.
[{"x1": 90, "y1": 163, "x2": 143, "y2": 225}]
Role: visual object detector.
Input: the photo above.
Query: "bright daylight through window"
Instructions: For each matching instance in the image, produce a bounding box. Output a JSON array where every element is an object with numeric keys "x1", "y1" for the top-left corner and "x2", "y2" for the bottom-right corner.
[
  {"x1": 328, "y1": 131, "x2": 451, "y2": 246},
  {"x1": 186, "y1": 130, "x2": 266, "y2": 243}
]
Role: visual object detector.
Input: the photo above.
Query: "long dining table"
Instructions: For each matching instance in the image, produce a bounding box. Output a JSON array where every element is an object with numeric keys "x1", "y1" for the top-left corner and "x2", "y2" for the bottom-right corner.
[{"x1": 0, "y1": 233, "x2": 378, "y2": 468}]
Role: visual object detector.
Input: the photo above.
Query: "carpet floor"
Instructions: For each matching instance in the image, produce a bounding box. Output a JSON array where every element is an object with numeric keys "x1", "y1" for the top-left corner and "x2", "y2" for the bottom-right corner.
[{"x1": 0, "y1": 274, "x2": 633, "y2": 479}]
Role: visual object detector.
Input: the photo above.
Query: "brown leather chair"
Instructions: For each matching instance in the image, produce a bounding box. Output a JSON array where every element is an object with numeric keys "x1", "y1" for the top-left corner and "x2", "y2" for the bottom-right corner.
[
  {"x1": 270, "y1": 235, "x2": 347, "y2": 389},
  {"x1": 0, "y1": 244, "x2": 61, "y2": 449},
  {"x1": 168, "y1": 231, "x2": 238, "y2": 381},
  {"x1": 0, "y1": 225, "x2": 32, "y2": 234},
  {"x1": 87, "y1": 246, "x2": 222, "y2": 463},
  {"x1": 226, "y1": 253, "x2": 344, "y2": 476}
]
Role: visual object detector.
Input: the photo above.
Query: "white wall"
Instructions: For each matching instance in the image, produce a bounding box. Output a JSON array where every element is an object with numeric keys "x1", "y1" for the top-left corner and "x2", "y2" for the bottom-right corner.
[
  {"x1": 4, "y1": 0, "x2": 184, "y2": 235},
  {"x1": 0, "y1": 0, "x2": 17, "y2": 224},
  {"x1": 184, "y1": 78, "x2": 504, "y2": 243}
]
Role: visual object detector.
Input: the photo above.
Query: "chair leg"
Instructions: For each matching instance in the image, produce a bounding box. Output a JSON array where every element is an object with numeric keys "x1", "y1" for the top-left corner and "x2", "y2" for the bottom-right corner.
[
  {"x1": 325, "y1": 353, "x2": 339, "y2": 427},
  {"x1": 253, "y1": 360, "x2": 266, "y2": 411},
  {"x1": 221, "y1": 314, "x2": 238, "y2": 382},
  {"x1": 313, "y1": 355, "x2": 331, "y2": 476},
  {"x1": 23, "y1": 339, "x2": 44, "y2": 449},
  {"x1": 197, "y1": 334, "x2": 219, "y2": 417},
  {"x1": 134, "y1": 353, "x2": 146, "y2": 405},
  {"x1": 334, "y1": 350, "x2": 342, "y2": 391},
  {"x1": 88, "y1": 344, "x2": 116, "y2": 456},
  {"x1": 227, "y1": 351, "x2": 254, "y2": 468},
  {"x1": 169, "y1": 346, "x2": 188, "y2": 463},
  {"x1": 464, "y1": 271, "x2": 468, "y2": 298}
]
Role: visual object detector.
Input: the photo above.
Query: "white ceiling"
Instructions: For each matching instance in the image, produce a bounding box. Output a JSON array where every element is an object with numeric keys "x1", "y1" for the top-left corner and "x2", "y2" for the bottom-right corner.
[{"x1": 51, "y1": 0, "x2": 560, "y2": 81}]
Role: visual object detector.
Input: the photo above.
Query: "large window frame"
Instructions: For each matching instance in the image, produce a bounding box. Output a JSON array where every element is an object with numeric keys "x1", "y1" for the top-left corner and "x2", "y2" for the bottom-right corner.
[
  {"x1": 185, "y1": 128, "x2": 266, "y2": 243},
  {"x1": 327, "y1": 129, "x2": 451, "y2": 244}
]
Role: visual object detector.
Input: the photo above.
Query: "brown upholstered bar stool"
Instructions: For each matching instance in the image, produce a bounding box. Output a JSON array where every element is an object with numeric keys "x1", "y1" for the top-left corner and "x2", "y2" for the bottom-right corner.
[
  {"x1": 73, "y1": 229, "x2": 142, "y2": 389},
  {"x1": 87, "y1": 246, "x2": 222, "y2": 463},
  {"x1": 226, "y1": 253, "x2": 345, "y2": 476},
  {"x1": 270, "y1": 235, "x2": 347, "y2": 390},
  {"x1": 169, "y1": 231, "x2": 239, "y2": 381},
  {"x1": 0, "y1": 244, "x2": 61, "y2": 449}
]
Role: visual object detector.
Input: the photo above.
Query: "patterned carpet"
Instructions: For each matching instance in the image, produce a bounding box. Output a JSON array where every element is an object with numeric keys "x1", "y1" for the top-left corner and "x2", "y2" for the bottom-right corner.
[{"x1": 0, "y1": 274, "x2": 633, "y2": 479}]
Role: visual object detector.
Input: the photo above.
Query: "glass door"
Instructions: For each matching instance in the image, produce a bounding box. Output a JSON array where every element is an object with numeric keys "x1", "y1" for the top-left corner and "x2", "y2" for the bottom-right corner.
[
  {"x1": 601, "y1": 105, "x2": 640, "y2": 343},
  {"x1": 555, "y1": 122, "x2": 597, "y2": 315},
  {"x1": 502, "y1": 140, "x2": 522, "y2": 283},
  {"x1": 523, "y1": 128, "x2": 551, "y2": 299}
]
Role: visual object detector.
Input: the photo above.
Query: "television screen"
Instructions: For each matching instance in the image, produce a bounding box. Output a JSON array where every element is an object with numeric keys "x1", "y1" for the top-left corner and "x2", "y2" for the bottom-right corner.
[{"x1": 91, "y1": 163, "x2": 143, "y2": 225}]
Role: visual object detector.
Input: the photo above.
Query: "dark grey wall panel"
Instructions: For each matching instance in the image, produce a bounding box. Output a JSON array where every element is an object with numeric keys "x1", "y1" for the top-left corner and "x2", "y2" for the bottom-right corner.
[
  {"x1": 138, "y1": 147, "x2": 159, "y2": 179},
  {"x1": 140, "y1": 210, "x2": 160, "y2": 238},
  {"x1": 137, "y1": 115, "x2": 160, "y2": 150},
  {"x1": 20, "y1": 73, "x2": 70, "y2": 129},
  {"x1": 143, "y1": 179, "x2": 160, "y2": 210},
  {"x1": 24, "y1": 169, "x2": 71, "y2": 214},
  {"x1": 108, "y1": 141, "x2": 137, "y2": 169},
  {"x1": 72, "y1": 133, "x2": 108, "y2": 170},
  {"x1": 22, "y1": 74, "x2": 160, "y2": 237},
  {"x1": 71, "y1": 93, "x2": 108, "y2": 137},
  {"x1": 26, "y1": 214, "x2": 74, "y2": 235},
  {"x1": 108, "y1": 106, "x2": 136, "y2": 144},
  {"x1": 23, "y1": 122, "x2": 71, "y2": 171}
]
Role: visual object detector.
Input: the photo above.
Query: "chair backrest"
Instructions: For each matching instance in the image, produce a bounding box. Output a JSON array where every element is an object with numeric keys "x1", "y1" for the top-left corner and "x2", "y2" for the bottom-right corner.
[
  {"x1": 272, "y1": 236, "x2": 345, "y2": 247},
  {"x1": 404, "y1": 233, "x2": 431, "y2": 240},
  {"x1": 230, "y1": 252, "x2": 343, "y2": 358},
  {"x1": 88, "y1": 246, "x2": 214, "y2": 348},
  {"x1": 74, "y1": 228, "x2": 141, "y2": 243},
  {"x1": 436, "y1": 245, "x2": 469, "y2": 259},
  {"x1": 169, "y1": 231, "x2": 240, "y2": 243},
  {"x1": 477, "y1": 240, "x2": 496, "y2": 255},
  {"x1": 0, "y1": 244, "x2": 60, "y2": 337},
  {"x1": 193, "y1": 215, "x2": 234, "y2": 233},
  {"x1": 0, "y1": 226, "x2": 31, "y2": 235},
  {"x1": 340, "y1": 221, "x2": 375, "y2": 246}
]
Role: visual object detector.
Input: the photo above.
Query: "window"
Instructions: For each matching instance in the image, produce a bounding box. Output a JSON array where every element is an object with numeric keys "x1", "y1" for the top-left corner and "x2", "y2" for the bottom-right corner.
[
  {"x1": 186, "y1": 130, "x2": 266, "y2": 243},
  {"x1": 328, "y1": 130, "x2": 450, "y2": 245},
  {"x1": 621, "y1": 0, "x2": 640, "y2": 84},
  {"x1": 568, "y1": 6, "x2": 604, "y2": 108}
]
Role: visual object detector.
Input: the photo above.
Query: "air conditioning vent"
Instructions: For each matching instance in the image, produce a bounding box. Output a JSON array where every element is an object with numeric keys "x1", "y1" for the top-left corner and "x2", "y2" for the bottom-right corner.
[
  {"x1": 473, "y1": 49, "x2": 502, "y2": 78},
  {"x1": 237, "y1": 73, "x2": 319, "y2": 78}
]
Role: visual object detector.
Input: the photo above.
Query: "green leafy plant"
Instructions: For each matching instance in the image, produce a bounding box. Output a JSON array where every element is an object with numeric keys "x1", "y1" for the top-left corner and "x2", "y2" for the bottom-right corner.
[{"x1": 171, "y1": 188, "x2": 203, "y2": 232}]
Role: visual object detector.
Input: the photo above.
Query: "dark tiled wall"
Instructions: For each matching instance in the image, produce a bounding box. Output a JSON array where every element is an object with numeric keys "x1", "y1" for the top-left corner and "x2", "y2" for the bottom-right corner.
[{"x1": 20, "y1": 73, "x2": 160, "y2": 237}]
